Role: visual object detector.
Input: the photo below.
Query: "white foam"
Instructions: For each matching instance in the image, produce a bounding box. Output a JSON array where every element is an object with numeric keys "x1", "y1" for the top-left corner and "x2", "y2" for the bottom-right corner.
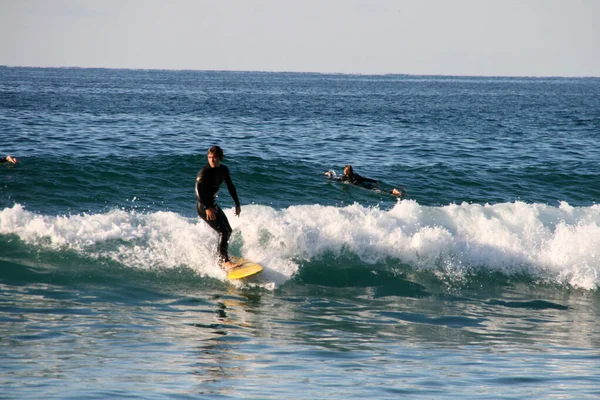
[{"x1": 2, "y1": 200, "x2": 599, "y2": 289}]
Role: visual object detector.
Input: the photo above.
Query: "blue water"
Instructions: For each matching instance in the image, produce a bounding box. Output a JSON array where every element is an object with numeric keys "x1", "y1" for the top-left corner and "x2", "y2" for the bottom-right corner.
[{"x1": 1, "y1": 67, "x2": 600, "y2": 399}]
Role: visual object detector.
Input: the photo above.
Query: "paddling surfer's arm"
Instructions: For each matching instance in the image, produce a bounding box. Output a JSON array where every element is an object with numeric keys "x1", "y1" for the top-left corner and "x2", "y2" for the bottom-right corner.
[{"x1": 324, "y1": 170, "x2": 343, "y2": 180}]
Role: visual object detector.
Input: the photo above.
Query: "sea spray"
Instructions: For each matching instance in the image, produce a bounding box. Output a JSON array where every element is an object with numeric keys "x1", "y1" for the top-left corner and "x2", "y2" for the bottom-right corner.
[{"x1": 3, "y1": 200, "x2": 598, "y2": 289}]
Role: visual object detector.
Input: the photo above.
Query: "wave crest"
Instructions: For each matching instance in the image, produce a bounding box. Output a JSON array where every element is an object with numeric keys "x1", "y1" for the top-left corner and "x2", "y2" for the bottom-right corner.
[{"x1": 2, "y1": 200, "x2": 599, "y2": 289}]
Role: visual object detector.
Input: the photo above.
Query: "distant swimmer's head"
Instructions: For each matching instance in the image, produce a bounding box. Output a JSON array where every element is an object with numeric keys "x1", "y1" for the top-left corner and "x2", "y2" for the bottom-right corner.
[
  {"x1": 207, "y1": 146, "x2": 224, "y2": 168},
  {"x1": 343, "y1": 165, "x2": 354, "y2": 176}
]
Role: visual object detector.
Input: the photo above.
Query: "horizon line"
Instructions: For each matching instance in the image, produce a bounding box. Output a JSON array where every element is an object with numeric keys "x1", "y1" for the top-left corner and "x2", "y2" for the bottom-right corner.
[{"x1": 1, "y1": 64, "x2": 599, "y2": 80}]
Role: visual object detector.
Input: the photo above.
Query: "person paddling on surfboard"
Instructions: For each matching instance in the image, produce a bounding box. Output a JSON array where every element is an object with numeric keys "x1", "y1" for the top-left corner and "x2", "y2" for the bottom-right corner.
[
  {"x1": 1, "y1": 155, "x2": 18, "y2": 164},
  {"x1": 325, "y1": 165, "x2": 405, "y2": 197},
  {"x1": 196, "y1": 146, "x2": 241, "y2": 270}
]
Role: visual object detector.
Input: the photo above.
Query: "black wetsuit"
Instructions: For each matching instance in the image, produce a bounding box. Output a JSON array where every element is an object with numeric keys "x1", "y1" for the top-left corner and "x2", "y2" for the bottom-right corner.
[
  {"x1": 338, "y1": 173, "x2": 379, "y2": 190},
  {"x1": 195, "y1": 164, "x2": 240, "y2": 263},
  {"x1": 0, "y1": 157, "x2": 10, "y2": 163}
]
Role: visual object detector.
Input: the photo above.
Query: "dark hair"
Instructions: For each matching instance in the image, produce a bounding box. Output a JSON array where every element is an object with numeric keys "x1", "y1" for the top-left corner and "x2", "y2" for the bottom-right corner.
[
  {"x1": 208, "y1": 146, "x2": 224, "y2": 161},
  {"x1": 344, "y1": 165, "x2": 353, "y2": 175}
]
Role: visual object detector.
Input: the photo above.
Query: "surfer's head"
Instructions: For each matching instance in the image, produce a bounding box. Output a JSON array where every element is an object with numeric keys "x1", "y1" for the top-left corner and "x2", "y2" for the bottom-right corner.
[
  {"x1": 343, "y1": 165, "x2": 354, "y2": 176},
  {"x1": 207, "y1": 146, "x2": 224, "y2": 168}
]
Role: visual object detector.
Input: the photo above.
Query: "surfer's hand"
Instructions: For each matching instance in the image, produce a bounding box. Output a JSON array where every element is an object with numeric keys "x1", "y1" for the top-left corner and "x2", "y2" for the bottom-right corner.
[
  {"x1": 234, "y1": 206, "x2": 241, "y2": 217},
  {"x1": 206, "y1": 208, "x2": 217, "y2": 220},
  {"x1": 325, "y1": 171, "x2": 332, "y2": 177}
]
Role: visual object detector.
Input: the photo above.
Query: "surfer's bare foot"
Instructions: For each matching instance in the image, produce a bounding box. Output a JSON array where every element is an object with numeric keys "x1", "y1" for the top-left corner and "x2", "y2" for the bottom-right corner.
[
  {"x1": 392, "y1": 188, "x2": 402, "y2": 196},
  {"x1": 222, "y1": 261, "x2": 238, "y2": 270}
]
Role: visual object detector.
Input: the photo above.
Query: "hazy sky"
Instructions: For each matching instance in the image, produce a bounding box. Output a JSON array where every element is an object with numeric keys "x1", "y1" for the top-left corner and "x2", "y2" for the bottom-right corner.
[{"x1": 1, "y1": 0, "x2": 599, "y2": 76}]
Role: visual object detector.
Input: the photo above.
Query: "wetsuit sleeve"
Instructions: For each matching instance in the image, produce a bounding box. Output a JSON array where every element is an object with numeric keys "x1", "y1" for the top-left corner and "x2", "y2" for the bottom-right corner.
[
  {"x1": 224, "y1": 167, "x2": 241, "y2": 208},
  {"x1": 0, "y1": 157, "x2": 6, "y2": 163}
]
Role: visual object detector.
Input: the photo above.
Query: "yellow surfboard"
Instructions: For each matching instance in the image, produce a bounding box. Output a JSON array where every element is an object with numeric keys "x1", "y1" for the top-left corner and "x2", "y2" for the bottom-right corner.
[{"x1": 226, "y1": 257, "x2": 264, "y2": 280}]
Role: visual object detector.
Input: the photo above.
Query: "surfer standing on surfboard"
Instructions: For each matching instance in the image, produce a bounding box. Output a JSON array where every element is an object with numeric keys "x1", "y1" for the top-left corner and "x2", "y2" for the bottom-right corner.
[
  {"x1": 325, "y1": 165, "x2": 405, "y2": 196},
  {"x1": 195, "y1": 146, "x2": 241, "y2": 270}
]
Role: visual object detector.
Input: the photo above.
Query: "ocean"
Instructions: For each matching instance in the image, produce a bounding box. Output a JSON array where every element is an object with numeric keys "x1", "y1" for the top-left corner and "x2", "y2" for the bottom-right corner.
[{"x1": 1, "y1": 66, "x2": 600, "y2": 399}]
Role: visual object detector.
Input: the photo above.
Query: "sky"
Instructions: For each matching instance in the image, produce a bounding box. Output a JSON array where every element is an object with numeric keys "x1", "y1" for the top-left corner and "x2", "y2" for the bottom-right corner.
[{"x1": 1, "y1": 0, "x2": 599, "y2": 77}]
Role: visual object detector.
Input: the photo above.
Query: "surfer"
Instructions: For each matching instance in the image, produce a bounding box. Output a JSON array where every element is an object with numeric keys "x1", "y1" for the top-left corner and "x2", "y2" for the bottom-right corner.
[
  {"x1": 0, "y1": 155, "x2": 18, "y2": 164},
  {"x1": 195, "y1": 146, "x2": 241, "y2": 270},
  {"x1": 325, "y1": 165, "x2": 405, "y2": 196}
]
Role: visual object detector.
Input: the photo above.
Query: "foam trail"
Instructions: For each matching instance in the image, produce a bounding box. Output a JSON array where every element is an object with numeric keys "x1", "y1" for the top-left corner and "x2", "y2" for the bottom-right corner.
[
  {"x1": 1, "y1": 204, "x2": 225, "y2": 280},
  {"x1": 0, "y1": 204, "x2": 298, "y2": 284}
]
